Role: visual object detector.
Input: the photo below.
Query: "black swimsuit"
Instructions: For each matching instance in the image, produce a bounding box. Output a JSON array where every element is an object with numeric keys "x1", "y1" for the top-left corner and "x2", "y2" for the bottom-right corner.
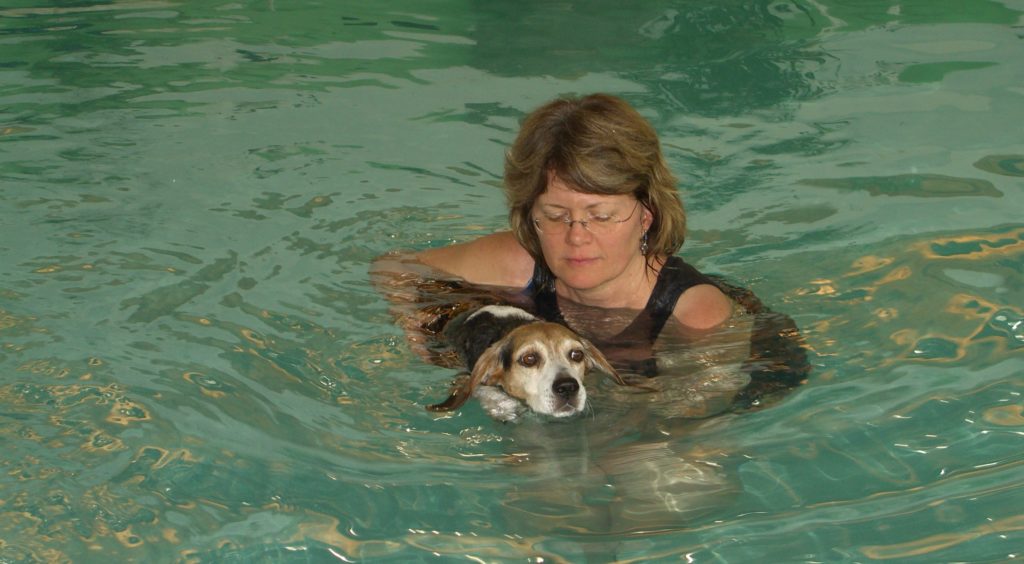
[
  {"x1": 529, "y1": 255, "x2": 713, "y2": 343},
  {"x1": 526, "y1": 256, "x2": 809, "y2": 407}
]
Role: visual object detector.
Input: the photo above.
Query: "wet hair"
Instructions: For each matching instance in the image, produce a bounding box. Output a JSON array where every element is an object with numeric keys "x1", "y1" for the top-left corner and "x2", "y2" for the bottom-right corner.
[{"x1": 503, "y1": 93, "x2": 686, "y2": 270}]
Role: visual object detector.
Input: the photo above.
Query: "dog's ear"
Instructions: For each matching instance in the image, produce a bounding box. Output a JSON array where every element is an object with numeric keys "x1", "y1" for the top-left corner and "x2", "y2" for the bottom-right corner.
[
  {"x1": 463, "y1": 337, "x2": 509, "y2": 394},
  {"x1": 580, "y1": 338, "x2": 627, "y2": 386},
  {"x1": 426, "y1": 372, "x2": 472, "y2": 412},
  {"x1": 426, "y1": 339, "x2": 510, "y2": 412}
]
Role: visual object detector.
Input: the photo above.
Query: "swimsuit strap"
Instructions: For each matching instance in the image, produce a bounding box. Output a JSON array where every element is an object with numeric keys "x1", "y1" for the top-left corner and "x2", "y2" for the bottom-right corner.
[
  {"x1": 612, "y1": 255, "x2": 715, "y2": 343},
  {"x1": 526, "y1": 262, "x2": 567, "y2": 325},
  {"x1": 527, "y1": 255, "x2": 713, "y2": 343}
]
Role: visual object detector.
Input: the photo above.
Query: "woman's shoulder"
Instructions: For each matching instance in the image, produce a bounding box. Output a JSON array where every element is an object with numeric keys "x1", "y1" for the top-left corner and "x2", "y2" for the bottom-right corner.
[
  {"x1": 672, "y1": 283, "x2": 733, "y2": 330},
  {"x1": 659, "y1": 258, "x2": 733, "y2": 331},
  {"x1": 419, "y1": 231, "x2": 534, "y2": 288}
]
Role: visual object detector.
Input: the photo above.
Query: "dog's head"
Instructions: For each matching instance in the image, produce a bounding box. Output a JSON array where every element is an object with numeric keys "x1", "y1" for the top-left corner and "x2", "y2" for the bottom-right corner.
[{"x1": 428, "y1": 321, "x2": 625, "y2": 418}]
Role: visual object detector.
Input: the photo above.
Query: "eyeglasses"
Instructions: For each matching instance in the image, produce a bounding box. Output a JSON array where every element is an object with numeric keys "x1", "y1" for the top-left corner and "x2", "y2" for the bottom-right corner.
[{"x1": 532, "y1": 200, "x2": 641, "y2": 235}]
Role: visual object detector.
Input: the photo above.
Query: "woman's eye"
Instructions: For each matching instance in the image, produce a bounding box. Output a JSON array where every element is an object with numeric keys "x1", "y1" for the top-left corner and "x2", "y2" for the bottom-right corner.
[
  {"x1": 569, "y1": 349, "x2": 585, "y2": 362},
  {"x1": 520, "y1": 353, "x2": 538, "y2": 367},
  {"x1": 587, "y1": 213, "x2": 613, "y2": 223}
]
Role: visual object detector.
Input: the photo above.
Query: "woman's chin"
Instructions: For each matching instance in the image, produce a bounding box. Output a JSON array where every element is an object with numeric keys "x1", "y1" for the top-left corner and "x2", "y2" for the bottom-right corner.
[{"x1": 553, "y1": 272, "x2": 606, "y2": 294}]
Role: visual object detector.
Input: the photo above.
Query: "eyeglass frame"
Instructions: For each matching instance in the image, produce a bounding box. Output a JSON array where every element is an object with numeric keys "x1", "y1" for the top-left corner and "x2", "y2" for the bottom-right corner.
[{"x1": 531, "y1": 200, "x2": 643, "y2": 235}]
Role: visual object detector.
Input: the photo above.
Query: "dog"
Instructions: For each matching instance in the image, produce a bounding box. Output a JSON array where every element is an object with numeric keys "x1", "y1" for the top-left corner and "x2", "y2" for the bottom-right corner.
[{"x1": 427, "y1": 305, "x2": 627, "y2": 421}]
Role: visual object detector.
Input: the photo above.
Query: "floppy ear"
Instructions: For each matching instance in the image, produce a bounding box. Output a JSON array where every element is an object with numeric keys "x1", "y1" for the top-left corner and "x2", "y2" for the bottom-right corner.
[
  {"x1": 426, "y1": 339, "x2": 509, "y2": 412},
  {"x1": 426, "y1": 372, "x2": 472, "y2": 412},
  {"x1": 581, "y1": 338, "x2": 627, "y2": 386}
]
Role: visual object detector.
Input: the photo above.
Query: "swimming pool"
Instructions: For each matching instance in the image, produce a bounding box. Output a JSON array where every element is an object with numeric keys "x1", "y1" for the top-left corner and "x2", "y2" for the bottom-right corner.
[{"x1": 1, "y1": 0, "x2": 1021, "y2": 561}]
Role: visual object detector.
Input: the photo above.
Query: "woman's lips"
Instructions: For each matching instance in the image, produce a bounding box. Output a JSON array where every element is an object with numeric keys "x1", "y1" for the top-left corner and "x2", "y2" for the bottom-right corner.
[{"x1": 565, "y1": 257, "x2": 597, "y2": 267}]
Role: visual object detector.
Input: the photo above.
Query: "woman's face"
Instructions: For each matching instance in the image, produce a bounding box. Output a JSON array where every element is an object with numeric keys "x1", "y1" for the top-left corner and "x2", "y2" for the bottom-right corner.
[{"x1": 532, "y1": 174, "x2": 652, "y2": 297}]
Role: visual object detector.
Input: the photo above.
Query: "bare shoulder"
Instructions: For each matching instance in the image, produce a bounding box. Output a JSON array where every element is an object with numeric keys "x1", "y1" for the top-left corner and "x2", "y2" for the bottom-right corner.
[
  {"x1": 672, "y1": 283, "x2": 734, "y2": 330},
  {"x1": 419, "y1": 231, "x2": 534, "y2": 288}
]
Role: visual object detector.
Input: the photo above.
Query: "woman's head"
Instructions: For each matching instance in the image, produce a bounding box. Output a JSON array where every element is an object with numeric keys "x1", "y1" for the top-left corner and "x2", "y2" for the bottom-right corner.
[{"x1": 504, "y1": 93, "x2": 686, "y2": 269}]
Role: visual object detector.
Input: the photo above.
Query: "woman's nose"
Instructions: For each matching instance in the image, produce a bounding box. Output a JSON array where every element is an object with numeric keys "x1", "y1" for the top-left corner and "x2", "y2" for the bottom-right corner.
[{"x1": 565, "y1": 220, "x2": 592, "y2": 244}]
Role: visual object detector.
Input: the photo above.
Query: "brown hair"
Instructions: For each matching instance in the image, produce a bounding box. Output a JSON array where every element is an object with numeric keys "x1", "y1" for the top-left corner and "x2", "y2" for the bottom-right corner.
[{"x1": 503, "y1": 93, "x2": 686, "y2": 269}]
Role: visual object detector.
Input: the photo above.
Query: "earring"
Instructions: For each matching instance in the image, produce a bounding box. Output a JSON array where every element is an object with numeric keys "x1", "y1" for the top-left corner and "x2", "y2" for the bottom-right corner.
[{"x1": 640, "y1": 231, "x2": 649, "y2": 255}]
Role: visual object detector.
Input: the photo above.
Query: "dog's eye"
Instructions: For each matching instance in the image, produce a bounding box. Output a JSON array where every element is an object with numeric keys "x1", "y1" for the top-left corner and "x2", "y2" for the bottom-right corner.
[
  {"x1": 519, "y1": 352, "x2": 538, "y2": 367},
  {"x1": 569, "y1": 349, "x2": 585, "y2": 363}
]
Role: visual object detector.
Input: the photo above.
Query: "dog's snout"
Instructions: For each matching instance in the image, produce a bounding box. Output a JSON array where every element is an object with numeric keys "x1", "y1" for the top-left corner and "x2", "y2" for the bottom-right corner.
[{"x1": 552, "y1": 377, "x2": 580, "y2": 398}]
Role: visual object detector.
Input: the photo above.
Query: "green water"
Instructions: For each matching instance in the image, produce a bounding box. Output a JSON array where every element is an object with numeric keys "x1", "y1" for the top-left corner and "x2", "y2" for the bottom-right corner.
[{"x1": 1, "y1": 1, "x2": 1022, "y2": 562}]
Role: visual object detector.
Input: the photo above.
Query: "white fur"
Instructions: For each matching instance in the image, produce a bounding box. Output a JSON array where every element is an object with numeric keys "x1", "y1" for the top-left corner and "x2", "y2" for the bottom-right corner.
[
  {"x1": 467, "y1": 305, "x2": 537, "y2": 322},
  {"x1": 474, "y1": 385, "x2": 527, "y2": 422}
]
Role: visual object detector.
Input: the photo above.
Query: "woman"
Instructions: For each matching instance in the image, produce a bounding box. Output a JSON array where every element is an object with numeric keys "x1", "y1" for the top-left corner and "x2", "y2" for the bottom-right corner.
[{"x1": 375, "y1": 94, "x2": 805, "y2": 405}]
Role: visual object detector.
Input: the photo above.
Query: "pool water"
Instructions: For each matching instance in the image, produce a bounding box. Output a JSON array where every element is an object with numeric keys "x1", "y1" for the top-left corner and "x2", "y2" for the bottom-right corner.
[{"x1": 2, "y1": 1, "x2": 1022, "y2": 561}]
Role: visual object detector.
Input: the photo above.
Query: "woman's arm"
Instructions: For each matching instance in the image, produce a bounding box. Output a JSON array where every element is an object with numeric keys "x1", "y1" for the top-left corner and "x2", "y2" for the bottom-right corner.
[
  {"x1": 369, "y1": 232, "x2": 534, "y2": 365},
  {"x1": 370, "y1": 231, "x2": 534, "y2": 304},
  {"x1": 654, "y1": 294, "x2": 755, "y2": 417},
  {"x1": 417, "y1": 231, "x2": 535, "y2": 287}
]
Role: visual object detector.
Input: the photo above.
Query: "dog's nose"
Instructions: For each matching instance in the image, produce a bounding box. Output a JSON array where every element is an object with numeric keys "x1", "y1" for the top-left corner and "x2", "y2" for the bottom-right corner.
[{"x1": 552, "y1": 377, "x2": 579, "y2": 398}]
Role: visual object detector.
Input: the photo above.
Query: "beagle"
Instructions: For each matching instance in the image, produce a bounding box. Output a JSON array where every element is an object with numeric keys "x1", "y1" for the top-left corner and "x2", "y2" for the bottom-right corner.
[{"x1": 428, "y1": 305, "x2": 627, "y2": 421}]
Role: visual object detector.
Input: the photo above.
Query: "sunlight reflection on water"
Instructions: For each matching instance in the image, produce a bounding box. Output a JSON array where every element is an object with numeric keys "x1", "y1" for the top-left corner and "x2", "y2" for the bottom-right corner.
[{"x1": 1, "y1": 0, "x2": 1022, "y2": 562}]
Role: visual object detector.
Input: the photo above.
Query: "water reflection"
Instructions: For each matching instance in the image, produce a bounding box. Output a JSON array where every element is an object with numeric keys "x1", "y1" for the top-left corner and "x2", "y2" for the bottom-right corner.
[
  {"x1": 788, "y1": 224, "x2": 1023, "y2": 372},
  {"x1": 2, "y1": 0, "x2": 1022, "y2": 561},
  {"x1": 800, "y1": 173, "x2": 1002, "y2": 198},
  {"x1": 468, "y1": 0, "x2": 830, "y2": 117},
  {"x1": 973, "y1": 154, "x2": 1024, "y2": 177},
  {"x1": 496, "y1": 416, "x2": 740, "y2": 537}
]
